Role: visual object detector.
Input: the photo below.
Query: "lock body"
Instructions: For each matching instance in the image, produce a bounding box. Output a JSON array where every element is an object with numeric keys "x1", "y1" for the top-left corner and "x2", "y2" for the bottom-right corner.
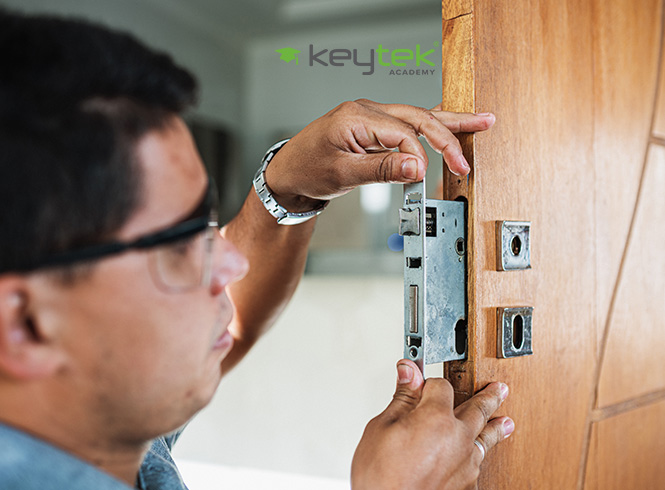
[{"x1": 400, "y1": 180, "x2": 467, "y2": 371}]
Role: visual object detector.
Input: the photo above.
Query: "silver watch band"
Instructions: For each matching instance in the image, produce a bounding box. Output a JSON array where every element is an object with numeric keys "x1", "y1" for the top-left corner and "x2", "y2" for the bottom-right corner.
[{"x1": 253, "y1": 139, "x2": 329, "y2": 225}]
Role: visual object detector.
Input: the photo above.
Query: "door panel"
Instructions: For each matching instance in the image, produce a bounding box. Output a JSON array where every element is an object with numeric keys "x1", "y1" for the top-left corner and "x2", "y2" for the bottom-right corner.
[
  {"x1": 654, "y1": 36, "x2": 665, "y2": 139},
  {"x1": 584, "y1": 400, "x2": 665, "y2": 489},
  {"x1": 439, "y1": 0, "x2": 665, "y2": 487},
  {"x1": 597, "y1": 145, "x2": 665, "y2": 407},
  {"x1": 592, "y1": 0, "x2": 662, "y2": 346}
]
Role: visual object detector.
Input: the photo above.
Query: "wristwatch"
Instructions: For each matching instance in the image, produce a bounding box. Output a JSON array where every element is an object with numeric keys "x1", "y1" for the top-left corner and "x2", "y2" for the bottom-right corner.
[{"x1": 253, "y1": 139, "x2": 329, "y2": 225}]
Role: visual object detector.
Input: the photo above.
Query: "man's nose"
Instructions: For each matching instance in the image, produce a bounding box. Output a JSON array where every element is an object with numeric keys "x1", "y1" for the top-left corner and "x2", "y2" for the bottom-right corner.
[{"x1": 209, "y1": 231, "x2": 249, "y2": 296}]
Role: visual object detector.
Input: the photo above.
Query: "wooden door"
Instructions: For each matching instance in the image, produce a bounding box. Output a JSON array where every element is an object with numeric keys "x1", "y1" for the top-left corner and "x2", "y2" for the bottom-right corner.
[{"x1": 440, "y1": 0, "x2": 665, "y2": 488}]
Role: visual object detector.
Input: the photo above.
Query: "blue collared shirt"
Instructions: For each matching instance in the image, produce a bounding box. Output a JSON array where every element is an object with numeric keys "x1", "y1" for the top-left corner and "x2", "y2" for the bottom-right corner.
[{"x1": 0, "y1": 423, "x2": 189, "y2": 490}]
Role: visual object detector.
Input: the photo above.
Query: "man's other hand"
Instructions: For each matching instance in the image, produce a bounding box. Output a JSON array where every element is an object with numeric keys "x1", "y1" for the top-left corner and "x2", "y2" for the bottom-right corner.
[
  {"x1": 351, "y1": 360, "x2": 513, "y2": 490},
  {"x1": 264, "y1": 99, "x2": 495, "y2": 212}
]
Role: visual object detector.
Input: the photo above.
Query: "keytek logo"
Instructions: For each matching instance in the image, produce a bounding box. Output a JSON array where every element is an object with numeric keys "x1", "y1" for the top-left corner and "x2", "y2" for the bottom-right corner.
[{"x1": 275, "y1": 43, "x2": 437, "y2": 76}]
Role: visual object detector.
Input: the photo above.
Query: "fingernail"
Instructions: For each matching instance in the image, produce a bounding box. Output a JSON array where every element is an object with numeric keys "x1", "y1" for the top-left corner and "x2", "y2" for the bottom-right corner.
[
  {"x1": 401, "y1": 159, "x2": 419, "y2": 180},
  {"x1": 459, "y1": 154, "x2": 471, "y2": 172},
  {"x1": 475, "y1": 112, "x2": 492, "y2": 116},
  {"x1": 500, "y1": 383, "x2": 509, "y2": 401},
  {"x1": 397, "y1": 364, "x2": 414, "y2": 384},
  {"x1": 503, "y1": 418, "x2": 515, "y2": 438}
]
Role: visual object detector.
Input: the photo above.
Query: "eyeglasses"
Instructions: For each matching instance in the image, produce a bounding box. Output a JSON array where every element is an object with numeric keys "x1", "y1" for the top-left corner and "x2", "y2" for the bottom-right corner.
[{"x1": 22, "y1": 180, "x2": 220, "y2": 293}]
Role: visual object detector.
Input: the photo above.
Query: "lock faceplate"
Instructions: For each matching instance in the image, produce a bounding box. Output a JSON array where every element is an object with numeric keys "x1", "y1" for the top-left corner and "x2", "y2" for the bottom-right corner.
[{"x1": 401, "y1": 180, "x2": 467, "y2": 370}]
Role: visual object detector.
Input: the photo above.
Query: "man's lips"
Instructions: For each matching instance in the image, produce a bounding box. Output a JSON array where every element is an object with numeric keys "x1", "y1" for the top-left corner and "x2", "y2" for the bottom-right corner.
[
  {"x1": 213, "y1": 328, "x2": 234, "y2": 352},
  {"x1": 213, "y1": 294, "x2": 234, "y2": 353}
]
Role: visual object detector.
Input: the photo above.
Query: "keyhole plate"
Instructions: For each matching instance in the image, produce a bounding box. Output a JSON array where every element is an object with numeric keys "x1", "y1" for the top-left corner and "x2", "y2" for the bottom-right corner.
[
  {"x1": 497, "y1": 307, "x2": 534, "y2": 358},
  {"x1": 496, "y1": 221, "x2": 531, "y2": 271}
]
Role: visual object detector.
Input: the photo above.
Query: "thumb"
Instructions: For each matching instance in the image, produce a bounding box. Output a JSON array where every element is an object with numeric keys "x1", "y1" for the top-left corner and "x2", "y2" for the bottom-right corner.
[
  {"x1": 382, "y1": 360, "x2": 425, "y2": 422},
  {"x1": 355, "y1": 152, "x2": 426, "y2": 185}
]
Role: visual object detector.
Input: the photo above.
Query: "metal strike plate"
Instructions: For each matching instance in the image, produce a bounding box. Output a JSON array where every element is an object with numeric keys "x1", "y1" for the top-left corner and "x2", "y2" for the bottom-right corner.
[
  {"x1": 497, "y1": 307, "x2": 533, "y2": 358},
  {"x1": 400, "y1": 179, "x2": 467, "y2": 371},
  {"x1": 496, "y1": 221, "x2": 531, "y2": 271}
]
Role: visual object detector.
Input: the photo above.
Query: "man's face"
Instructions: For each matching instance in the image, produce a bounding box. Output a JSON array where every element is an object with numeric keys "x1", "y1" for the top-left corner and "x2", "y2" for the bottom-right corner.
[{"x1": 33, "y1": 117, "x2": 248, "y2": 443}]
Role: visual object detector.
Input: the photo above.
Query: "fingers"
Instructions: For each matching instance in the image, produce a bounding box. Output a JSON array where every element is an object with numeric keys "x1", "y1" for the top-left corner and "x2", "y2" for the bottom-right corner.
[
  {"x1": 380, "y1": 359, "x2": 425, "y2": 423},
  {"x1": 454, "y1": 382, "x2": 509, "y2": 436},
  {"x1": 279, "y1": 99, "x2": 496, "y2": 199},
  {"x1": 365, "y1": 99, "x2": 495, "y2": 135},
  {"x1": 348, "y1": 151, "x2": 426, "y2": 186},
  {"x1": 356, "y1": 99, "x2": 467, "y2": 176},
  {"x1": 474, "y1": 416, "x2": 515, "y2": 462},
  {"x1": 419, "y1": 376, "x2": 456, "y2": 410},
  {"x1": 433, "y1": 110, "x2": 496, "y2": 134},
  {"x1": 349, "y1": 110, "x2": 429, "y2": 163},
  {"x1": 354, "y1": 99, "x2": 495, "y2": 177}
]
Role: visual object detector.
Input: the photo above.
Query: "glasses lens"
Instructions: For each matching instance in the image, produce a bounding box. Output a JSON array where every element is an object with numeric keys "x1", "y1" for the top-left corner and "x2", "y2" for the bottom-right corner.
[{"x1": 150, "y1": 226, "x2": 214, "y2": 292}]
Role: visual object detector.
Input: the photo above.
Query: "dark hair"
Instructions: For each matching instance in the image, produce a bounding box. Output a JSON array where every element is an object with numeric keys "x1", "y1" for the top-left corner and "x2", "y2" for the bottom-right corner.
[{"x1": 0, "y1": 9, "x2": 198, "y2": 276}]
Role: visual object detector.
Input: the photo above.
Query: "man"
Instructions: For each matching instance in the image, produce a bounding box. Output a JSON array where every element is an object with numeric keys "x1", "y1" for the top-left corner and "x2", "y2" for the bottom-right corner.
[{"x1": 0, "y1": 9, "x2": 514, "y2": 490}]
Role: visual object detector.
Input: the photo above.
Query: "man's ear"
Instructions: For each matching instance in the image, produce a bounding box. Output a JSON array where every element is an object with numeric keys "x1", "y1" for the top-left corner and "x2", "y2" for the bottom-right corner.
[{"x1": 0, "y1": 276, "x2": 65, "y2": 380}]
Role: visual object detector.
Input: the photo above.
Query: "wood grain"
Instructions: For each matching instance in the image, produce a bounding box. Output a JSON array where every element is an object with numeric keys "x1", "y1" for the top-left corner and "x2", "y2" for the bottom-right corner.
[
  {"x1": 441, "y1": 1, "x2": 598, "y2": 487},
  {"x1": 441, "y1": 12, "x2": 475, "y2": 407},
  {"x1": 440, "y1": 0, "x2": 665, "y2": 488},
  {"x1": 583, "y1": 400, "x2": 665, "y2": 489},
  {"x1": 473, "y1": 2, "x2": 597, "y2": 487},
  {"x1": 441, "y1": 9, "x2": 475, "y2": 170},
  {"x1": 654, "y1": 33, "x2": 665, "y2": 139},
  {"x1": 577, "y1": 1, "x2": 664, "y2": 484},
  {"x1": 441, "y1": 0, "x2": 472, "y2": 21},
  {"x1": 592, "y1": 0, "x2": 663, "y2": 356},
  {"x1": 597, "y1": 144, "x2": 665, "y2": 407}
]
